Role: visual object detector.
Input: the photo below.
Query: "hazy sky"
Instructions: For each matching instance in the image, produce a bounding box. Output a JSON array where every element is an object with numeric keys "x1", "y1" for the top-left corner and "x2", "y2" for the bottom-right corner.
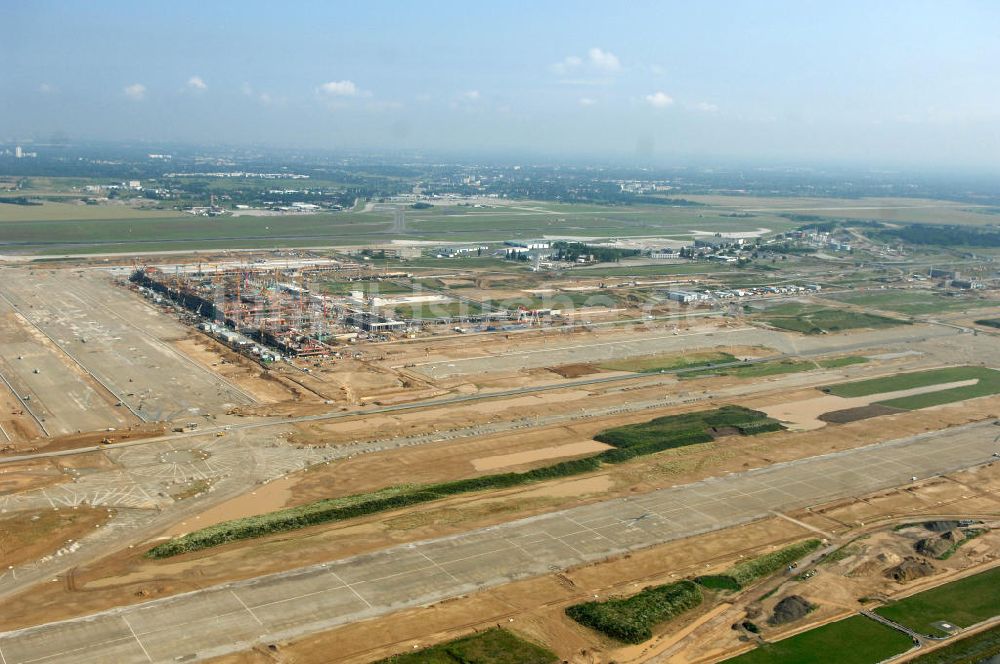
[{"x1": 3, "y1": 0, "x2": 1000, "y2": 168}]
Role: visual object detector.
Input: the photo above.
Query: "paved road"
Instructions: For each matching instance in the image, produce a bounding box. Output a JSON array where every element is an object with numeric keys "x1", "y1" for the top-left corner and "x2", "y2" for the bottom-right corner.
[{"x1": 0, "y1": 420, "x2": 995, "y2": 664}]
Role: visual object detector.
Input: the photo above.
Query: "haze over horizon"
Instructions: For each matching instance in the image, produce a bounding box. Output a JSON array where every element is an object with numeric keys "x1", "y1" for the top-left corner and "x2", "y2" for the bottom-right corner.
[{"x1": 3, "y1": 0, "x2": 1000, "y2": 170}]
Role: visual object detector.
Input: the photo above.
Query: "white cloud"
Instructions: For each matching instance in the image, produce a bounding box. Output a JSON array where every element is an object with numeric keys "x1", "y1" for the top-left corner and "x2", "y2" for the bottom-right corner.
[
  {"x1": 578, "y1": 97, "x2": 597, "y2": 107},
  {"x1": 123, "y1": 83, "x2": 146, "y2": 101},
  {"x1": 461, "y1": 90, "x2": 480, "y2": 101},
  {"x1": 187, "y1": 76, "x2": 207, "y2": 90},
  {"x1": 318, "y1": 80, "x2": 360, "y2": 97},
  {"x1": 588, "y1": 48, "x2": 621, "y2": 72},
  {"x1": 648, "y1": 64, "x2": 666, "y2": 76},
  {"x1": 241, "y1": 82, "x2": 254, "y2": 96},
  {"x1": 645, "y1": 91, "x2": 674, "y2": 108},
  {"x1": 38, "y1": 83, "x2": 55, "y2": 94},
  {"x1": 550, "y1": 55, "x2": 583, "y2": 75},
  {"x1": 692, "y1": 101, "x2": 719, "y2": 113}
]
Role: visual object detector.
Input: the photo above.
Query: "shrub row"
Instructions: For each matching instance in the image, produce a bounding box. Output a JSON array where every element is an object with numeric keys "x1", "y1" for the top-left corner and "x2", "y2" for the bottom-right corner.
[
  {"x1": 147, "y1": 406, "x2": 783, "y2": 558},
  {"x1": 725, "y1": 539, "x2": 823, "y2": 588},
  {"x1": 565, "y1": 580, "x2": 703, "y2": 644}
]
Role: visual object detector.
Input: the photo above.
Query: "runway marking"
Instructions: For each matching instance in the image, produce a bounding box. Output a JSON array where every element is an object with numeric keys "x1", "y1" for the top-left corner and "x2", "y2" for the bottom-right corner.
[
  {"x1": 0, "y1": 640, "x2": 7, "y2": 664},
  {"x1": 769, "y1": 511, "x2": 834, "y2": 539},
  {"x1": 12, "y1": 635, "x2": 138, "y2": 664},
  {"x1": 330, "y1": 571, "x2": 372, "y2": 609},
  {"x1": 121, "y1": 615, "x2": 153, "y2": 662},
  {"x1": 416, "y1": 551, "x2": 463, "y2": 585},
  {"x1": 230, "y1": 590, "x2": 263, "y2": 626}
]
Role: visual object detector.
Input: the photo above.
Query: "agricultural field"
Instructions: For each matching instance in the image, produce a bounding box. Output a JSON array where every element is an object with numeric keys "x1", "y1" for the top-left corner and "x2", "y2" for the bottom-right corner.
[
  {"x1": 756, "y1": 303, "x2": 906, "y2": 334},
  {"x1": 724, "y1": 615, "x2": 914, "y2": 664},
  {"x1": 875, "y1": 566, "x2": 1000, "y2": 637},
  {"x1": 908, "y1": 624, "x2": 1000, "y2": 664},
  {"x1": 375, "y1": 628, "x2": 556, "y2": 664},
  {"x1": 824, "y1": 366, "x2": 1000, "y2": 409}
]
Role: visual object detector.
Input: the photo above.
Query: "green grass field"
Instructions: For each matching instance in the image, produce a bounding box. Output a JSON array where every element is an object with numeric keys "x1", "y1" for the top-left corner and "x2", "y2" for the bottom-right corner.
[
  {"x1": 599, "y1": 351, "x2": 737, "y2": 373},
  {"x1": 823, "y1": 290, "x2": 997, "y2": 316},
  {"x1": 875, "y1": 566, "x2": 1000, "y2": 637},
  {"x1": 724, "y1": 615, "x2": 914, "y2": 664},
  {"x1": 375, "y1": 628, "x2": 556, "y2": 664},
  {"x1": 824, "y1": 366, "x2": 1000, "y2": 409},
  {"x1": 758, "y1": 303, "x2": 906, "y2": 334},
  {"x1": 907, "y1": 623, "x2": 1000, "y2": 664},
  {"x1": 0, "y1": 195, "x2": 801, "y2": 254},
  {"x1": 681, "y1": 356, "x2": 867, "y2": 380}
]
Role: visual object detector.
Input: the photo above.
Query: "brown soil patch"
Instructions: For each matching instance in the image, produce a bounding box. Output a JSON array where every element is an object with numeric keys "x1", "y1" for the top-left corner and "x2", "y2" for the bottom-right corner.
[
  {"x1": 0, "y1": 507, "x2": 111, "y2": 568},
  {"x1": 471, "y1": 440, "x2": 610, "y2": 472},
  {"x1": 548, "y1": 363, "x2": 601, "y2": 378},
  {"x1": 0, "y1": 458, "x2": 68, "y2": 495},
  {"x1": 819, "y1": 404, "x2": 905, "y2": 424},
  {"x1": 164, "y1": 475, "x2": 296, "y2": 537}
]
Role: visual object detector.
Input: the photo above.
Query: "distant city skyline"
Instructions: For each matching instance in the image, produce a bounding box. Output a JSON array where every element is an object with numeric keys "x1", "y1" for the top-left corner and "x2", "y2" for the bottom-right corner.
[{"x1": 3, "y1": 1, "x2": 1000, "y2": 170}]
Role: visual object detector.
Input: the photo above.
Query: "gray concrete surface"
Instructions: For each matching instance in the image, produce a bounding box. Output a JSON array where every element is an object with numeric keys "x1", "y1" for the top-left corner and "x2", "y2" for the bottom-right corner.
[
  {"x1": 1, "y1": 420, "x2": 996, "y2": 663},
  {"x1": 411, "y1": 324, "x2": 959, "y2": 378},
  {"x1": 0, "y1": 269, "x2": 254, "y2": 430}
]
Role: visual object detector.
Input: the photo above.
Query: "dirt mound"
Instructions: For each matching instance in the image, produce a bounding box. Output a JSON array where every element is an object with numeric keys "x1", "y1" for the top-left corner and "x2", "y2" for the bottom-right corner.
[
  {"x1": 924, "y1": 520, "x2": 961, "y2": 532},
  {"x1": 819, "y1": 404, "x2": 905, "y2": 424},
  {"x1": 915, "y1": 537, "x2": 952, "y2": 558},
  {"x1": 885, "y1": 557, "x2": 935, "y2": 583},
  {"x1": 769, "y1": 595, "x2": 814, "y2": 625},
  {"x1": 548, "y1": 363, "x2": 599, "y2": 378}
]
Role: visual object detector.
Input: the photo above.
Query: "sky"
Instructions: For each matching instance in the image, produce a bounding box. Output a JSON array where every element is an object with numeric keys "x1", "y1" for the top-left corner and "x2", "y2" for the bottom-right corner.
[{"x1": 3, "y1": 0, "x2": 1000, "y2": 169}]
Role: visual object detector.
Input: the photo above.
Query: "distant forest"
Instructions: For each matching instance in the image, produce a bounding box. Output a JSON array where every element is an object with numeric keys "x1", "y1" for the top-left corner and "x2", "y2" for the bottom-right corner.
[{"x1": 881, "y1": 224, "x2": 1000, "y2": 247}]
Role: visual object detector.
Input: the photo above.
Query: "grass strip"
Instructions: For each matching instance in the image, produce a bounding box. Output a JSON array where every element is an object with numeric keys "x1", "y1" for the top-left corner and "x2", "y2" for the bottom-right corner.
[
  {"x1": 148, "y1": 405, "x2": 781, "y2": 558},
  {"x1": 695, "y1": 539, "x2": 823, "y2": 590},
  {"x1": 824, "y1": 366, "x2": 1000, "y2": 409}
]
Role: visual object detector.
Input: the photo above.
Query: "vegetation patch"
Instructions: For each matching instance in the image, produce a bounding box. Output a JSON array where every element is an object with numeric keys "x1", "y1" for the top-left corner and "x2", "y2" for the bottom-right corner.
[
  {"x1": 148, "y1": 406, "x2": 782, "y2": 558},
  {"x1": 758, "y1": 303, "x2": 905, "y2": 334},
  {"x1": 696, "y1": 540, "x2": 822, "y2": 590},
  {"x1": 907, "y1": 623, "x2": 1000, "y2": 664},
  {"x1": 826, "y1": 290, "x2": 994, "y2": 316},
  {"x1": 823, "y1": 366, "x2": 1000, "y2": 409},
  {"x1": 593, "y1": 405, "x2": 783, "y2": 450},
  {"x1": 680, "y1": 356, "x2": 867, "y2": 380},
  {"x1": 975, "y1": 318, "x2": 1000, "y2": 329},
  {"x1": 723, "y1": 615, "x2": 913, "y2": 664},
  {"x1": 693, "y1": 574, "x2": 741, "y2": 591},
  {"x1": 875, "y1": 565, "x2": 1000, "y2": 637},
  {"x1": 374, "y1": 627, "x2": 556, "y2": 664},
  {"x1": 598, "y1": 350, "x2": 736, "y2": 373},
  {"x1": 565, "y1": 580, "x2": 702, "y2": 644}
]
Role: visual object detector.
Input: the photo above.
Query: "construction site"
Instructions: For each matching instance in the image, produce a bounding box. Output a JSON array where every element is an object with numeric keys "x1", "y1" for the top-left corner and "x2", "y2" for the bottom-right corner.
[{"x1": 2, "y1": 245, "x2": 1000, "y2": 664}]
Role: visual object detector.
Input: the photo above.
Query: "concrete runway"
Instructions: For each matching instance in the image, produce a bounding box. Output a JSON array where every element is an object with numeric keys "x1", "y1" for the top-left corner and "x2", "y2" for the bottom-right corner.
[
  {"x1": 1, "y1": 420, "x2": 997, "y2": 663},
  {"x1": 412, "y1": 325, "x2": 959, "y2": 379}
]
